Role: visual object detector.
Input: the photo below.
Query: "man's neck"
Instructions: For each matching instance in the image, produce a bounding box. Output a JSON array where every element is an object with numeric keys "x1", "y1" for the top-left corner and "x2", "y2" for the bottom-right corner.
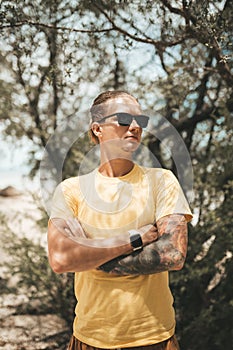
[{"x1": 98, "y1": 159, "x2": 134, "y2": 177}]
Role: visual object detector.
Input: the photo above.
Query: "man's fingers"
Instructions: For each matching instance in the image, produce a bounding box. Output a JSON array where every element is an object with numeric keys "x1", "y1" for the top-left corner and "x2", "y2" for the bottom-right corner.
[
  {"x1": 66, "y1": 218, "x2": 86, "y2": 237},
  {"x1": 66, "y1": 218, "x2": 80, "y2": 230},
  {"x1": 64, "y1": 227, "x2": 73, "y2": 237}
]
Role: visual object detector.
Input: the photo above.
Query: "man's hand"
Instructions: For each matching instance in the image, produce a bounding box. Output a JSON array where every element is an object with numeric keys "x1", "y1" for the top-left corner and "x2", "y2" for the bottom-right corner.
[
  {"x1": 137, "y1": 224, "x2": 158, "y2": 246},
  {"x1": 65, "y1": 218, "x2": 87, "y2": 239}
]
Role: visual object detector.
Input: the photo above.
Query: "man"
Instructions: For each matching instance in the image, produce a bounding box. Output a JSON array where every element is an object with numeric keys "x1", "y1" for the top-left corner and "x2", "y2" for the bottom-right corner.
[{"x1": 47, "y1": 90, "x2": 193, "y2": 350}]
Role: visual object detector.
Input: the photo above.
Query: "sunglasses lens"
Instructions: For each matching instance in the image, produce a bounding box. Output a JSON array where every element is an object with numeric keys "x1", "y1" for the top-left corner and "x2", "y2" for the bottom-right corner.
[
  {"x1": 136, "y1": 116, "x2": 149, "y2": 128},
  {"x1": 117, "y1": 114, "x2": 133, "y2": 126},
  {"x1": 111, "y1": 113, "x2": 149, "y2": 128}
]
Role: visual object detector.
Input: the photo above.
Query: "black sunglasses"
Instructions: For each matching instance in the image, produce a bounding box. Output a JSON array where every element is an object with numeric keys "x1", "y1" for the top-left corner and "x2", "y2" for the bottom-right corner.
[{"x1": 98, "y1": 112, "x2": 149, "y2": 128}]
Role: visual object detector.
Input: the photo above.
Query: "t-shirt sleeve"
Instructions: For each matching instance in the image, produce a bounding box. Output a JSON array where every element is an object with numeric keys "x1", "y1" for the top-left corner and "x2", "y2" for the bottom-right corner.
[
  {"x1": 49, "y1": 182, "x2": 76, "y2": 220},
  {"x1": 154, "y1": 170, "x2": 193, "y2": 222}
]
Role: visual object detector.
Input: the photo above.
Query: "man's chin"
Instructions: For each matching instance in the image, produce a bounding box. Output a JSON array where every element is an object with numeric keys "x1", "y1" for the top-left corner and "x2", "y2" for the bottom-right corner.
[{"x1": 121, "y1": 140, "x2": 140, "y2": 152}]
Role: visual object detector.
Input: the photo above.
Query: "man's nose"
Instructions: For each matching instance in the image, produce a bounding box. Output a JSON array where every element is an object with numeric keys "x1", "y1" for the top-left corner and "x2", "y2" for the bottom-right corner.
[{"x1": 129, "y1": 118, "x2": 140, "y2": 129}]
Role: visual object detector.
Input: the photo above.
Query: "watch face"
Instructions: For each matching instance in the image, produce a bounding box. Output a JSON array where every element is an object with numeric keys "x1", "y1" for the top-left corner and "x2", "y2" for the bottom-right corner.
[{"x1": 129, "y1": 231, "x2": 143, "y2": 251}]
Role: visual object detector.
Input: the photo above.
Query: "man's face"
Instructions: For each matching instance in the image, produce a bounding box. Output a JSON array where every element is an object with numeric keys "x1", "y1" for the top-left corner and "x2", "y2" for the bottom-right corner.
[{"x1": 94, "y1": 96, "x2": 144, "y2": 154}]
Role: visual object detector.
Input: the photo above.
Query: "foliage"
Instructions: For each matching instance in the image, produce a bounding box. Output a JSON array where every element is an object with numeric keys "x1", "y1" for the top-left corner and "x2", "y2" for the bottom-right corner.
[
  {"x1": 0, "y1": 1, "x2": 232, "y2": 349},
  {"x1": 0, "y1": 212, "x2": 75, "y2": 330},
  {"x1": 171, "y1": 189, "x2": 233, "y2": 349},
  {"x1": 170, "y1": 121, "x2": 233, "y2": 350}
]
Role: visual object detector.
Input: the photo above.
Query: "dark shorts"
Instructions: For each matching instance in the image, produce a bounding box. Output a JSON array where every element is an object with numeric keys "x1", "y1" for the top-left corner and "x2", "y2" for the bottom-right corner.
[{"x1": 67, "y1": 335, "x2": 180, "y2": 350}]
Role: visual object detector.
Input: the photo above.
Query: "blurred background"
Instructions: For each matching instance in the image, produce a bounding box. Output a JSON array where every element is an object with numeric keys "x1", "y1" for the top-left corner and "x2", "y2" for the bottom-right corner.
[{"x1": 0, "y1": 1, "x2": 232, "y2": 349}]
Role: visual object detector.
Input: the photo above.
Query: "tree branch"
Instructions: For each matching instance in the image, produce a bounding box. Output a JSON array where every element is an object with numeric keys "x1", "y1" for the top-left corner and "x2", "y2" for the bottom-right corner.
[
  {"x1": 0, "y1": 20, "x2": 114, "y2": 33},
  {"x1": 92, "y1": 1, "x2": 189, "y2": 49}
]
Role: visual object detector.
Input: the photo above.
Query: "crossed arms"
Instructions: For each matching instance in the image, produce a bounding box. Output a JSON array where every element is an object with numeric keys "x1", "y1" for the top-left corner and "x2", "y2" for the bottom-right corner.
[
  {"x1": 98, "y1": 214, "x2": 188, "y2": 275},
  {"x1": 47, "y1": 214, "x2": 188, "y2": 275}
]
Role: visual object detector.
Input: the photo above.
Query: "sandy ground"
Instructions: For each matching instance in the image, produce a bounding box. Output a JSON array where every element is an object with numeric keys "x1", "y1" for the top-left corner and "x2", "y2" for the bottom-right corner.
[{"x1": 0, "y1": 192, "x2": 69, "y2": 350}]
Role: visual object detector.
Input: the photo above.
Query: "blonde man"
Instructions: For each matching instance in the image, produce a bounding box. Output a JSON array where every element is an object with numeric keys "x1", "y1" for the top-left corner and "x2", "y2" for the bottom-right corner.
[{"x1": 48, "y1": 91, "x2": 192, "y2": 350}]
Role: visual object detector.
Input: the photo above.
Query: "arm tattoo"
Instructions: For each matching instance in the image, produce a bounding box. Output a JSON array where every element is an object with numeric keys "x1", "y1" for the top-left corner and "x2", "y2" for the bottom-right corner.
[{"x1": 98, "y1": 214, "x2": 188, "y2": 275}]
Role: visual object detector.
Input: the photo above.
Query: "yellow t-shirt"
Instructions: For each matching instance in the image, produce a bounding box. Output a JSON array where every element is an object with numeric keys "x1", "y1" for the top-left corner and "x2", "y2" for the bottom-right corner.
[{"x1": 50, "y1": 164, "x2": 192, "y2": 348}]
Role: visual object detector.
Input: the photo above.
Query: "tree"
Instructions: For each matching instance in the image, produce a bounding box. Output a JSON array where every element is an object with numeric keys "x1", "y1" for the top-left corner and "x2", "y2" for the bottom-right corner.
[{"x1": 0, "y1": 1, "x2": 232, "y2": 349}]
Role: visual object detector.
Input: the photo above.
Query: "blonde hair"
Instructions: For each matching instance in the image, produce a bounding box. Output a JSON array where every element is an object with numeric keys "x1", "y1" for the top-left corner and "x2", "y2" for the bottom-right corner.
[{"x1": 89, "y1": 90, "x2": 138, "y2": 144}]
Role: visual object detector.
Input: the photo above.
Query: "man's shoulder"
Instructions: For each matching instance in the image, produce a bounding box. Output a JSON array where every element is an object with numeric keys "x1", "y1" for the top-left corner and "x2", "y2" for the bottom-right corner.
[
  {"x1": 60, "y1": 176, "x2": 79, "y2": 189},
  {"x1": 60, "y1": 170, "x2": 95, "y2": 190},
  {"x1": 139, "y1": 165, "x2": 173, "y2": 178}
]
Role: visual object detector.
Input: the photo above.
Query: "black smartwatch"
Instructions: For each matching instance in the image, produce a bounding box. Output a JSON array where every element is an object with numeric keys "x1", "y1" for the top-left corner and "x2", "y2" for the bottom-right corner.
[{"x1": 128, "y1": 230, "x2": 143, "y2": 251}]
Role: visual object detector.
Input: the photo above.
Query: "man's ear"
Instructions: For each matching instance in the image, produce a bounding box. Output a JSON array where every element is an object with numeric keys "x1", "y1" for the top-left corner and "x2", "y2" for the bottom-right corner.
[{"x1": 91, "y1": 122, "x2": 102, "y2": 139}]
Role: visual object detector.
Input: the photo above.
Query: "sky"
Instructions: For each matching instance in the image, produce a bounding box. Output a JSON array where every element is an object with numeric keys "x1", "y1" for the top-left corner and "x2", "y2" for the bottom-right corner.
[{"x1": 0, "y1": 136, "x2": 34, "y2": 191}]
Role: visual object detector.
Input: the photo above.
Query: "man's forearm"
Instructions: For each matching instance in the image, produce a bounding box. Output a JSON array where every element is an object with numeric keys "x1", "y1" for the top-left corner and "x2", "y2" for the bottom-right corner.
[
  {"x1": 98, "y1": 236, "x2": 184, "y2": 275},
  {"x1": 48, "y1": 218, "x2": 157, "y2": 274},
  {"x1": 98, "y1": 214, "x2": 188, "y2": 275}
]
